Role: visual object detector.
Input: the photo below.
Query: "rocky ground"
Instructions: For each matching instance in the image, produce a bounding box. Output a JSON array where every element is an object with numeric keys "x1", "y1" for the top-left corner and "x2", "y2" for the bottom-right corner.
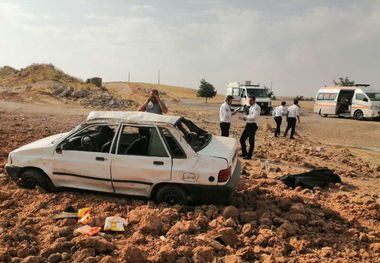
[{"x1": 0, "y1": 105, "x2": 379, "y2": 263}]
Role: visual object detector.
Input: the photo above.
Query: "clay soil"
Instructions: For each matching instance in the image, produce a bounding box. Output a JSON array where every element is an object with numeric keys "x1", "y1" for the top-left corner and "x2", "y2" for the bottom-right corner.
[{"x1": 0, "y1": 100, "x2": 379, "y2": 263}]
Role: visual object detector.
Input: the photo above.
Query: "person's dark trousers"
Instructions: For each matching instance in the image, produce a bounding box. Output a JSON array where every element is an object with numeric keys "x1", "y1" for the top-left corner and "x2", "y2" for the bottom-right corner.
[
  {"x1": 274, "y1": 116, "x2": 282, "y2": 136},
  {"x1": 240, "y1": 123, "x2": 258, "y2": 158},
  {"x1": 284, "y1": 117, "x2": 297, "y2": 138},
  {"x1": 220, "y1": 122, "x2": 230, "y2": 137}
]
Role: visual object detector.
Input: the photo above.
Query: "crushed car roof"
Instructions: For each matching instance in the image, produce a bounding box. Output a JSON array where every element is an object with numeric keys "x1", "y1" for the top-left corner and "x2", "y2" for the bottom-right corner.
[{"x1": 86, "y1": 111, "x2": 181, "y2": 125}]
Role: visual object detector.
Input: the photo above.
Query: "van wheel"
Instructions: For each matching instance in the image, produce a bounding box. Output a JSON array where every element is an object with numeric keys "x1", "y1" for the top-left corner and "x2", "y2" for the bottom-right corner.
[
  {"x1": 354, "y1": 110, "x2": 364, "y2": 120},
  {"x1": 155, "y1": 185, "x2": 188, "y2": 205},
  {"x1": 319, "y1": 110, "x2": 327, "y2": 117},
  {"x1": 18, "y1": 169, "x2": 54, "y2": 192}
]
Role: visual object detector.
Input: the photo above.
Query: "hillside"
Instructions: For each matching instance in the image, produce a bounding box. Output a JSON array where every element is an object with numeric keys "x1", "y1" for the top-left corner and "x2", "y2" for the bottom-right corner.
[
  {"x1": 0, "y1": 64, "x2": 135, "y2": 109},
  {"x1": 0, "y1": 64, "x2": 223, "y2": 108},
  {"x1": 104, "y1": 82, "x2": 199, "y2": 103}
]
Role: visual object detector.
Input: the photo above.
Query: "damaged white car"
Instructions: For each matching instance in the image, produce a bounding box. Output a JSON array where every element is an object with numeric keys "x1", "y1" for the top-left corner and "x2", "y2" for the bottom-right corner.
[{"x1": 5, "y1": 111, "x2": 241, "y2": 204}]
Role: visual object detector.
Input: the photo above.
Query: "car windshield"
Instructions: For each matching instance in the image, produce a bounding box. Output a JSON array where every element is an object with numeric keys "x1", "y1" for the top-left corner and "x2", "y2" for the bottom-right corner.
[
  {"x1": 246, "y1": 88, "x2": 268, "y2": 98},
  {"x1": 175, "y1": 118, "x2": 211, "y2": 152},
  {"x1": 366, "y1": 92, "x2": 380, "y2": 101}
]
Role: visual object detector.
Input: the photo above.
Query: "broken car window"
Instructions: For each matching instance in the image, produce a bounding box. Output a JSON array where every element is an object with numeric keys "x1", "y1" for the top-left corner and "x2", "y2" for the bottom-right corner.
[
  {"x1": 175, "y1": 118, "x2": 211, "y2": 152},
  {"x1": 159, "y1": 127, "x2": 186, "y2": 158}
]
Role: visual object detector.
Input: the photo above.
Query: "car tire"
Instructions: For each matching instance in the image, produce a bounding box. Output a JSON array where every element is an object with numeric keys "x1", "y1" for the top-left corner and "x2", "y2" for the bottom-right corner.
[
  {"x1": 18, "y1": 169, "x2": 55, "y2": 192},
  {"x1": 353, "y1": 110, "x2": 364, "y2": 120},
  {"x1": 155, "y1": 185, "x2": 188, "y2": 205}
]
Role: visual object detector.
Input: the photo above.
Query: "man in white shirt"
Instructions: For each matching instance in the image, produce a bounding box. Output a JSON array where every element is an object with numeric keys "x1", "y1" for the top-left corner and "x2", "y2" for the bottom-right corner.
[
  {"x1": 284, "y1": 100, "x2": 301, "y2": 139},
  {"x1": 272, "y1": 101, "x2": 287, "y2": 137},
  {"x1": 219, "y1": 95, "x2": 238, "y2": 137},
  {"x1": 239, "y1": 96, "x2": 261, "y2": 160}
]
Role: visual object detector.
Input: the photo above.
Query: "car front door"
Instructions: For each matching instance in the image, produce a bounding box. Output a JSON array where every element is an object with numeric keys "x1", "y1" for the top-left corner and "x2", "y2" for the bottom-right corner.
[
  {"x1": 111, "y1": 125, "x2": 172, "y2": 197},
  {"x1": 51, "y1": 124, "x2": 118, "y2": 193}
]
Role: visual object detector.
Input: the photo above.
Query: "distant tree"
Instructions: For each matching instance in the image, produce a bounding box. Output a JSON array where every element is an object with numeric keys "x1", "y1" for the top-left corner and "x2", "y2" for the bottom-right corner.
[
  {"x1": 294, "y1": 95, "x2": 304, "y2": 101},
  {"x1": 333, "y1": 77, "x2": 355, "y2": 86},
  {"x1": 197, "y1": 79, "x2": 217, "y2": 103}
]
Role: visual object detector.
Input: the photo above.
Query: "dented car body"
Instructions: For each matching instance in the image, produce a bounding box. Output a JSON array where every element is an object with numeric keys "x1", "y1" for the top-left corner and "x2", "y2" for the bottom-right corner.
[{"x1": 5, "y1": 111, "x2": 240, "y2": 204}]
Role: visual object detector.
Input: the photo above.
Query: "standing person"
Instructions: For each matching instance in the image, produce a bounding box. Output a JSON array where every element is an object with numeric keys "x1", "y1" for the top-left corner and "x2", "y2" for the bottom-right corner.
[
  {"x1": 219, "y1": 95, "x2": 238, "y2": 137},
  {"x1": 239, "y1": 96, "x2": 261, "y2": 160},
  {"x1": 272, "y1": 101, "x2": 287, "y2": 137},
  {"x1": 284, "y1": 100, "x2": 300, "y2": 139},
  {"x1": 137, "y1": 89, "x2": 168, "y2": 114}
]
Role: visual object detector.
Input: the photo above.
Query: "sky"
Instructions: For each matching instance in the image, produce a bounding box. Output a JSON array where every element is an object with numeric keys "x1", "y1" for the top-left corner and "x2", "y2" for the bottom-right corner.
[{"x1": 0, "y1": 0, "x2": 379, "y2": 96}]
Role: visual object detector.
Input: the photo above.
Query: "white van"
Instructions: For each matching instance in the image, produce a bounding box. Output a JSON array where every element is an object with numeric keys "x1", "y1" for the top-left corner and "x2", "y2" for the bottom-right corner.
[
  {"x1": 226, "y1": 81, "x2": 272, "y2": 115},
  {"x1": 314, "y1": 85, "x2": 380, "y2": 120}
]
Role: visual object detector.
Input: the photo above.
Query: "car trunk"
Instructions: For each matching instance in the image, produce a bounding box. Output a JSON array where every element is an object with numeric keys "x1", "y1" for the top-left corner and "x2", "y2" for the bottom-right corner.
[{"x1": 197, "y1": 135, "x2": 237, "y2": 165}]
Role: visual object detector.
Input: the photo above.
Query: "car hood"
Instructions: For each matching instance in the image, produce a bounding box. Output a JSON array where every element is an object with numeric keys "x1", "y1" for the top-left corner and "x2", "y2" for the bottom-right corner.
[
  {"x1": 198, "y1": 135, "x2": 237, "y2": 162},
  {"x1": 12, "y1": 132, "x2": 68, "y2": 153}
]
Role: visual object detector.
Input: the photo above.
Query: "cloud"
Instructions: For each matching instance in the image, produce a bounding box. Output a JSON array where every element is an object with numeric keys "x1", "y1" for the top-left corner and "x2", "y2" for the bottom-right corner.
[
  {"x1": 0, "y1": 0, "x2": 379, "y2": 96},
  {"x1": 129, "y1": 4, "x2": 154, "y2": 12}
]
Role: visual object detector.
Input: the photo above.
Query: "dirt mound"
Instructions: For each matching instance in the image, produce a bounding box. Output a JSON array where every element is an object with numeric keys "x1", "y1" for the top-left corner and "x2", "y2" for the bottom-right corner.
[
  {"x1": 0, "y1": 64, "x2": 137, "y2": 109},
  {"x1": 0, "y1": 108, "x2": 379, "y2": 262}
]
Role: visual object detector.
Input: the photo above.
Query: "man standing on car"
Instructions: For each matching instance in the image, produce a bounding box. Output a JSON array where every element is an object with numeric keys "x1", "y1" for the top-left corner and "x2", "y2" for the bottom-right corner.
[
  {"x1": 272, "y1": 101, "x2": 287, "y2": 137},
  {"x1": 219, "y1": 95, "x2": 238, "y2": 137},
  {"x1": 239, "y1": 96, "x2": 261, "y2": 160},
  {"x1": 138, "y1": 89, "x2": 168, "y2": 114},
  {"x1": 284, "y1": 99, "x2": 300, "y2": 139}
]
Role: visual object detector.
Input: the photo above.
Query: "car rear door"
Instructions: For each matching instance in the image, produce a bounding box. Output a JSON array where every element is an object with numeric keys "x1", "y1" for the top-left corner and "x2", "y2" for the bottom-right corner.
[{"x1": 110, "y1": 124, "x2": 172, "y2": 197}]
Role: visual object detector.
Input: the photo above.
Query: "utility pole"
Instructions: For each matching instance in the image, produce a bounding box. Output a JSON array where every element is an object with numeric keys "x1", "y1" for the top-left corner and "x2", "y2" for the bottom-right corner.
[
  {"x1": 128, "y1": 72, "x2": 130, "y2": 82},
  {"x1": 158, "y1": 69, "x2": 160, "y2": 85}
]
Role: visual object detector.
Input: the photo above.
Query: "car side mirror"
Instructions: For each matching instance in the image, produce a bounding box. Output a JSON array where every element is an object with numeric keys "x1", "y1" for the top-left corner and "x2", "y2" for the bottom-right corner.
[
  {"x1": 363, "y1": 98, "x2": 368, "y2": 102},
  {"x1": 56, "y1": 145, "x2": 63, "y2": 154}
]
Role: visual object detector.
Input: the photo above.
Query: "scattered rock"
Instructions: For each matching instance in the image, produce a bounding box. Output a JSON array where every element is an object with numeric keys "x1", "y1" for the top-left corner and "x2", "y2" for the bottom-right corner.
[
  {"x1": 370, "y1": 243, "x2": 380, "y2": 253},
  {"x1": 217, "y1": 227, "x2": 239, "y2": 247},
  {"x1": 73, "y1": 236, "x2": 114, "y2": 254},
  {"x1": 17, "y1": 248, "x2": 31, "y2": 258},
  {"x1": 240, "y1": 210, "x2": 257, "y2": 223},
  {"x1": 192, "y1": 246, "x2": 214, "y2": 263},
  {"x1": 121, "y1": 246, "x2": 145, "y2": 263},
  {"x1": 167, "y1": 220, "x2": 197, "y2": 236},
  {"x1": 155, "y1": 245, "x2": 177, "y2": 263},
  {"x1": 321, "y1": 247, "x2": 333, "y2": 257},
  {"x1": 222, "y1": 206, "x2": 239, "y2": 218},
  {"x1": 130, "y1": 232, "x2": 145, "y2": 243},
  {"x1": 47, "y1": 253, "x2": 61, "y2": 263},
  {"x1": 138, "y1": 214, "x2": 162, "y2": 235},
  {"x1": 20, "y1": 256, "x2": 42, "y2": 263},
  {"x1": 222, "y1": 255, "x2": 242, "y2": 263}
]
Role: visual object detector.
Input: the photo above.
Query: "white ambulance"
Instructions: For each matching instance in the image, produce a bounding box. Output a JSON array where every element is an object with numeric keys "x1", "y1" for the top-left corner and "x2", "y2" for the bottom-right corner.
[
  {"x1": 314, "y1": 85, "x2": 380, "y2": 120},
  {"x1": 226, "y1": 81, "x2": 272, "y2": 115}
]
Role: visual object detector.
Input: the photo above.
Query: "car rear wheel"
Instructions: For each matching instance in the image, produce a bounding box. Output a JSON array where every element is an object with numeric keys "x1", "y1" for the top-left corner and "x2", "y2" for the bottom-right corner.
[
  {"x1": 155, "y1": 185, "x2": 188, "y2": 205},
  {"x1": 18, "y1": 169, "x2": 55, "y2": 192}
]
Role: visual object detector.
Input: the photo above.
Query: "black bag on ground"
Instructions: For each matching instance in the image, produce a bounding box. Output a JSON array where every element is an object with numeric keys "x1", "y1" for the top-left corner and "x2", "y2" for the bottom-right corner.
[{"x1": 279, "y1": 168, "x2": 341, "y2": 189}]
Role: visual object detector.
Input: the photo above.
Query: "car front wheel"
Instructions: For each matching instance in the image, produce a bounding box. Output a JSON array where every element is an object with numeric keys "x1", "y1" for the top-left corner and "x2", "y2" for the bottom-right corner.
[
  {"x1": 18, "y1": 169, "x2": 55, "y2": 192},
  {"x1": 155, "y1": 185, "x2": 188, "y2": 205}
]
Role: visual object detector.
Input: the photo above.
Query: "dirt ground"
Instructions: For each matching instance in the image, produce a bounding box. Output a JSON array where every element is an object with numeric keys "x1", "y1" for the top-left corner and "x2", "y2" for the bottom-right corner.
[{"x1": 0, "y1": 100, "x2": 379, "y2": 263}]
